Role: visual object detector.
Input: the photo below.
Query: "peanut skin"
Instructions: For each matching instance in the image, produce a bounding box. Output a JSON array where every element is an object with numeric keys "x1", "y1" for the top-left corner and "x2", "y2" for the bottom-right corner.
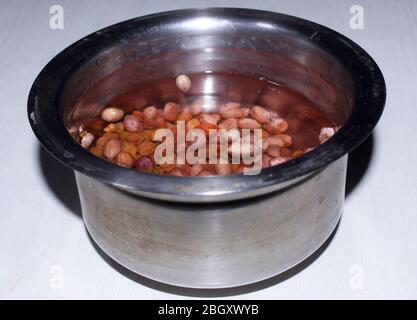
[
  {"x1": 266, "y1": 145, "x2": 280, "y2": 157},
  {"x1": 124, "y1": 115, "x2": 142, "y2": 132},
  {"x1": 103, "y1": 139, "x2": 122, "y2": 160},
  {"x1": 135, "y1": 156, "x2": 153, "y2": 172},
  {"x1": 101, "y1": 107, "x2": 124, "y2": 122},
  {"x1": 163, "y1": 102, "x2": 181, "y2": 122},
  {"x1": 250, "y1": 106, "x2": 270, "y2": 124},
  {"x1": 269, "y1": 157, "x2": 289, "y2": 167},
  {"x1": 116, "y1": 152, "x2": 134, "y2": 168},
  {"x1": 81, "y1": 132, "x2": 94, "y2": 149},
  {"x1": 267, "y1": 134, "x2": 292, "y2": 147},
  {"x1": 175, "y1": 74, "x2": 192, "y2": 92},
  {"x1": 238, "y1": 118, "x2": 262, "y2": 129},
  {"x1": 264, "y1": 118, "x2": 288, "y2": 134},
  {"x1": 143, "y1": 106, "x2": 158, "y2": 120},
  {"x1": 218, "y1": 118, "x2": 238, "y2": 130},
  {"x1": 319, "y1": 127, "x2": 335, "y2": 143},
  {"x1": 221, "y1": 108, "x2": 247, "y2": 119}
]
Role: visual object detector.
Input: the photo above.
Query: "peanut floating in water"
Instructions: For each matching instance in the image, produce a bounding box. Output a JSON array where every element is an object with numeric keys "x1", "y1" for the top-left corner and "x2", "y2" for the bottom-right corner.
[
  {"x1": 101, "y1": 107, "x2": 124, "y2": 122},
  {"x1": 175, "y1": 74, "x2": 192, "y2": 93}
]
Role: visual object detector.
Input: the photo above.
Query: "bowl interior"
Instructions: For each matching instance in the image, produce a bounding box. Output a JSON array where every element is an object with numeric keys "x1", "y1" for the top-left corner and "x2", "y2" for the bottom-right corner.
[{"x1": 61, "y1": 14, "x2": 354, "y2": 130}]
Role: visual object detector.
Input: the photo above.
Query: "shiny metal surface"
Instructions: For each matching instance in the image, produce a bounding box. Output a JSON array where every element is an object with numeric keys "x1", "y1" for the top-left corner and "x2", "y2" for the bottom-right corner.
[
  {"x1": 27, "y1": 8, "x2": 385, "y2": 287},
  {"x1": 78, "y1": 156, "x2": 346, "y2": 288}
]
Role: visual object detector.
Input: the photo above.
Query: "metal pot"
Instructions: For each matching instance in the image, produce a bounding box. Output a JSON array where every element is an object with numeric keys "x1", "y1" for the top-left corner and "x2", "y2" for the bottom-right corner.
[{"x1": 28, "y1": 8, "x2": 385, "y2": 288}]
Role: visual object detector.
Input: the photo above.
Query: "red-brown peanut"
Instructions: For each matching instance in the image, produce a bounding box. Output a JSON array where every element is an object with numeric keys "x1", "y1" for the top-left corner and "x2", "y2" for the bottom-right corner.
[
  {"x1": 116, "y1": 152, "x2": 134, "y2": 168},
  {"x1": 250, "y1": 106, "x2": 270, "y2": 124},
  {"x1": 143, "y1": 106, "x2": 158, "y2": 120},
  {"x1": 238, "y1": 118, "x2": 262, "y2": 129},
  {"x1": 163, "y1": 102, "x2": 181, "y2": 122},
  {"x1": 264, "y1": 118, "x2": 288, "y2": 134}
]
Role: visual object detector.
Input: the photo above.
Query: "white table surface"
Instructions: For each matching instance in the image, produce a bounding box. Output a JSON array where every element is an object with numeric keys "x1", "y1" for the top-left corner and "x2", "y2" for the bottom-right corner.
[{"x1": 1, "y1": 0, "x2": 416, "y2": 299}]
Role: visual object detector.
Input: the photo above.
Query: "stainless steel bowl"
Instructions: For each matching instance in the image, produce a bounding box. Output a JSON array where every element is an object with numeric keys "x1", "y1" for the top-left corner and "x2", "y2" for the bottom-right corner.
[{"x1": 28, "y1": 8, "x2": 385, "y2": 288}]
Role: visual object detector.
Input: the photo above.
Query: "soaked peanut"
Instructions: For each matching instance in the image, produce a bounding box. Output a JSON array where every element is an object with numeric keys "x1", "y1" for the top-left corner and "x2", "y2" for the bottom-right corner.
[
  {"x1": 261, "y1": 138, "x2": 269, "y2": 151},
  {"x1": 163, "y1": 102, "x2": 181, "y2": 122},
  {"x1": 135, "y1": 156, "x2": 153, "y2": 172},
  {"x1": 178, "y1": 107, "x2": 192, "y2": 122},
  {"x1": 280, "y1": 148, "x2": 293, "y2": 157},
  {"x1": 114, "y1": 122, "x2": 124, "y2": 133},
  {"x1": 319, "y1": 127, "x2": 335, "y2": 143},
  {"x1": 269, "y1": 157, "x2": 289, "y2": 166},
  {"x1": 103, "y1": 123, "x2": 117, "y2": 133},
  {"x1": 262, "y1": 154, "x2": 272, "y2": 168},
  {"x1": 132, "y1": 111, "x2": 144, "y2": 121},
  {"x1": 267, "y1": 134, "x2": 292, "y2": 147},
  {"x1": 190, "y1": 98, "x2": 203, "y2": 116},
  {"x1": 121, "y1": 142, "x2": 137, "y2": 157},
  {"x1": 200, "y1": 113, "x2": 220, "y2": 125},
  {"x1": 222, "y1": 102, "x2": 241, "y2": 111},
  {"x1": 138, "y1": 141, "x2": 155, "y2": 156},
  {"x1": 81, "y1": 132, "x2": 94, "y2": 149},
  {"x1": 266, "y1": 145, "x2": 280, "y2": 157},
  {"x1": 143, "y1": 106, "x2": 158, "y2": 120},
  {"x1": 124, "y1": 115, "x2": 142, "y2": 132},
  {"x1": 238, "y1": 118, "x2": 262, "y2": 129},
  {"x1": 218, "y1": 118, "x2": 238, "y2": 130},
  {"x1": 221, "y1": 108, "x2": 247, "y2": 119},
  {"x1": 101, "y1": 107, "x2": 124, "y2": 122},
  {"x1": 175, "y1": 74, "x2": 192, "y2": 92},
  {"x1": 103, "y1": 139, "x2": 122, "y2": 160},
  {"x1": 126, "y1": 132, "x2": 144, "y2": 143},
  {"x1": 250, "y1": 106, "x2": 270, "y2": 124},
  {"x1": 116, "y1": 152, "x2": 134, "y2": 168},
  {"x1": 267, "y1": 135, "x2": 285, "y2": 147},
  {"x1": 102, "y1": 132, "x2": 119, "y2": 140},
  {"x1": 264, "y1": 118, "x2": 288, "y2": 134}
]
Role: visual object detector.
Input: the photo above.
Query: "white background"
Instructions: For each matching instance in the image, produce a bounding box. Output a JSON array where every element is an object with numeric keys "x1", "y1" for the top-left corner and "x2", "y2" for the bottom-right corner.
[{"x1": 0, "y1": 0, "x2": 416, "y2": 299}]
